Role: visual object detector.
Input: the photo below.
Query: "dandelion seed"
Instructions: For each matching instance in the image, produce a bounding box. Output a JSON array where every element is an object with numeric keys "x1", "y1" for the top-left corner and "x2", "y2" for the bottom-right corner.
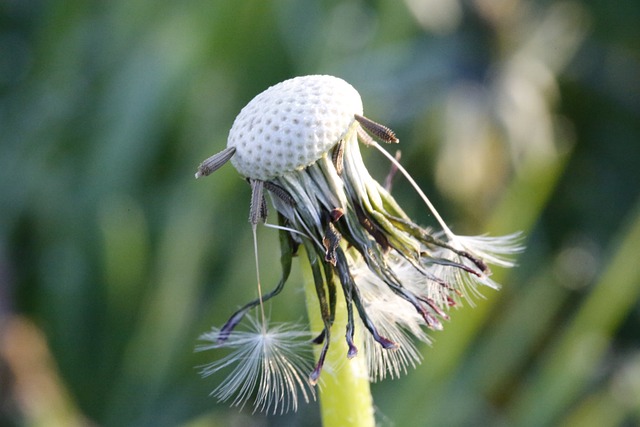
[
  {"x1": 196, "y1": 75, "x2": 523, "y2": 411},
  {"x1": 197, "y1": 316, "x2": 316, "y2": 414}
]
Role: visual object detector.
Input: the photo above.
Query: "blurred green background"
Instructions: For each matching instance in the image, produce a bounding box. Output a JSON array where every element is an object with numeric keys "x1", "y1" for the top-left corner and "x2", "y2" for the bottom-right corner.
[{"x1": 1, "y1": 0, "x2": 639, "y2": 426}]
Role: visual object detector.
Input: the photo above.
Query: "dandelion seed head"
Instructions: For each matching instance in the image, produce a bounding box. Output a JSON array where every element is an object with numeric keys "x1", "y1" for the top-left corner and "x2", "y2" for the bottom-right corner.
[
  {"x1": 227, "y1": 75, "x2": 363, "y2": 180},
  {"x1": 195, "y1": 75, "x2": 524, "y2": 411}
]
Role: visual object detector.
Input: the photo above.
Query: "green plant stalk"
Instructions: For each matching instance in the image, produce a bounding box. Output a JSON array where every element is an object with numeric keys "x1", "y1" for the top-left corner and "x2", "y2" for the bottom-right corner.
[
  {"x1": 509, "y1": 199, "x2": 640, "y2": 426},
  {"x1": 303, "y1": 261, "x2": 375, "y2": 427}
]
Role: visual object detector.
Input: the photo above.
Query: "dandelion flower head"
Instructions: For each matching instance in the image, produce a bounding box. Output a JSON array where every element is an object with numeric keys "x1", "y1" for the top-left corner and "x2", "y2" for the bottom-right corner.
[{"x1": 196, "y1": 75, "x2": 523, "y2": 411}]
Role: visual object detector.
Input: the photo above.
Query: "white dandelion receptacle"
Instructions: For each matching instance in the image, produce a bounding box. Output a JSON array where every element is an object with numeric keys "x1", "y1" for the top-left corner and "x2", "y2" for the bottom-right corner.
[
  {"x1": 196, "y1": 75, "x2": 522, "y2": 413},
  {"x1": 227, "y1": 75, "x2": 363, "y2": 180}
]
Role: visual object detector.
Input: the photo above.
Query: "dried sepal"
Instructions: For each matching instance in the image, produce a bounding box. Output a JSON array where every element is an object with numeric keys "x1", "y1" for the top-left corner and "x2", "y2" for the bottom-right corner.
[{"x1": 304, "y1": 240, "x2": 334, "y2": 385}]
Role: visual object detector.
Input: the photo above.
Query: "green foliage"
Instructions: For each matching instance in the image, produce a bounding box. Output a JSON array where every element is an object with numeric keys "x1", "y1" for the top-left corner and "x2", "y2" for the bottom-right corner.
[{"x1": 1, "y1": 1, "x2": 639, "y2": 426}]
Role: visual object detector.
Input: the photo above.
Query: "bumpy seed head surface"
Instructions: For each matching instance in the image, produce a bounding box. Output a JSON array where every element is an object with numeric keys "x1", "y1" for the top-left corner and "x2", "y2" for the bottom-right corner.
[{"x1": 227, "y1": 75, "x2": 364, "y2": 181}]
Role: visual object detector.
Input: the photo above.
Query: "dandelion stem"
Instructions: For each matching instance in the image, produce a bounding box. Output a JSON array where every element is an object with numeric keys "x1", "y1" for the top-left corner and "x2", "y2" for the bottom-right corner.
[{"x1": 303, "y1": 247, "x2": 375, "y2": 427}]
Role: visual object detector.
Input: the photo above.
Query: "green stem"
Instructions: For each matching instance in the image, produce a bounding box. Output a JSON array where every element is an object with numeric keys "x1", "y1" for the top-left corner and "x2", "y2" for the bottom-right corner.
[{"x1": 303, "y1": 260, "x2": 375, "y2": 427}]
